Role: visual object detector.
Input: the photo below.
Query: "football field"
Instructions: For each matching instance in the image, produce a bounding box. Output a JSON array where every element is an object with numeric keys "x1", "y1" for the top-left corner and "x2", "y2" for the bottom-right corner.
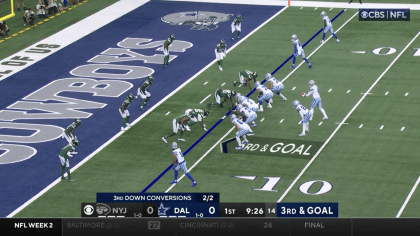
[{"x1": 6, "y1": 1, "x2": 420, "y2": 218}]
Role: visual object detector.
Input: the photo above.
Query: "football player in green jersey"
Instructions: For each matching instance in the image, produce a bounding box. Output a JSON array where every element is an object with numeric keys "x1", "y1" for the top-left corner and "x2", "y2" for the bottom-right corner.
[
  {"x1": 162, "y1": 114, "x2": 190, "y2": 143},
  {"x1": 231, "y1": 14, "x2": 242, "y2": 41},
  {"x1": 207, "y1": 89, "x2": 236, "y2": 110},
  {"x1": 215, "y1": 39, "x2": 227, "y2": 71},
  {"x1": 59, "y1": 139, "x2": 78, "y2": 182},
  {"x1": 62, "y1": 118, "x2": 81, "y2": 155},
  {"x1": 236, "y1": 70, "x2": 258, "y2": 91},
  {"x1": 184, "y1": 109, "x2": 210, "y2": 131},
  {"x1": 162, "y1": 34, "x2": 175, "y2": 67},
  {"x1": 136, "y1": 76, "x2": 154, "y2": 111},
  {"x1": 119, "y1": 93, "x2": 134, "y2": 131}
]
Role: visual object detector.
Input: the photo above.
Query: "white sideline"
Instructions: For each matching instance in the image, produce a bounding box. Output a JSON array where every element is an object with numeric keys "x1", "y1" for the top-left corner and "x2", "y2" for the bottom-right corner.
[
  {"x1": 277, "y1": 31, "x2": 420, "y2": 203},
  {"x1": 397, "y1": 175, "x2": 420, "y2": 217},
  {"x1": 164, "y1": 6, "x2": 290, "y2": 192}
]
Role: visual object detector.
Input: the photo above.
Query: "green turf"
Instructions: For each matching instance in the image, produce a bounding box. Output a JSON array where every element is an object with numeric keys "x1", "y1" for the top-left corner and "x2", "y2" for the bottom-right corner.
[
  {"x1": 0, "y1": 0, "x2": 119, "y2": 61},
  {"x1": 14, "y1": 6, "x2": 420, "y2": 218}
]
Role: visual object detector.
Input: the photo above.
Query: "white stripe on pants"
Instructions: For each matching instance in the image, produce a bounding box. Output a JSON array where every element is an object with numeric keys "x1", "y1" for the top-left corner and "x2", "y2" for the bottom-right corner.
[{"x1": 174, "y1": 161, "x2": 188, "y2": 173}]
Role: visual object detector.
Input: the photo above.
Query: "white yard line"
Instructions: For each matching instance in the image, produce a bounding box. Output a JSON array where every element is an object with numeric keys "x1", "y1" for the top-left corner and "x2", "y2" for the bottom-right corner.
[
  {"x1": 347, "y1": 90, "x2": 351, "y2": 93},
  {"x1": 277, "y1": 30, "x2": 420, "y2": 203},
  {"x1": 281, "y1": 11, "x2": 358, "y2": 83},
  {"x1": 401, "y1": 127, "x2": 405, "y2": 131},
  {"x1": 165, "y1": 111, "x2": 170, "y2": 115},
  {"x1": 396, "y1": 175, "x2": 420, "y2": 218},
  {"x1": 199, "y1": 94, "x2": 211, "y2": 104},
  {"x1": 318, "y1": 122, "x2": 323, "y2": 126},
  {"x1": 359, "y1": 124, "x2": 363, "y2": 128},
  {"x1": 380, "y1": 125, "x2": 384, "y2": 130},
  {"x1": 260, "y1": 118, "x2": 265, "y2": 122},
  {"x1": 279, "y1": 119, "x2": 284, "y2": 123},
  {"x1": 221, "y1": 82, "x2": 226, "y2": 86},
  {"x1": 405, "y1": 92, "x2": 409, "y2": 96},
  {"x1": 385, "y1": 91, "x2": 389, "y2": 95},
  {"x1": 204, "y1": 81, "x2": 208, "y2": 85},
  {"x1": 328, "y1": 89, "x2": 332, "y2": 92}
]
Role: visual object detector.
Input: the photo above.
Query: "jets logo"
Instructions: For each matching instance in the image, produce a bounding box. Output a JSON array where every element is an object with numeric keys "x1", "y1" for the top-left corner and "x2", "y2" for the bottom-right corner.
[{"x1": 161, "y1": 11, "x2": 233, "y2": 31}]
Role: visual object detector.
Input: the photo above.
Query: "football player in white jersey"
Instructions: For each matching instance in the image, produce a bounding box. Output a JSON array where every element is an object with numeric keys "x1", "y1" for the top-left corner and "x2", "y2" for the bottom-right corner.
[
  {"x1": 292, "y1": 100, "x2": 312, "y2": 137},
  {"x1": 255, "y1": 81, "x2": 273, "y2": 112},
  {"x1": 300, "y1": 80, "x2": 328, "y2": 121},
  {"x1": 170, "y1": 142, "x2": 197, "y2": 187},
  {"x1": 290, "y1": 34, "x2": 312, "y2": 69},
  {"x1": 230, "y1": 114, "x2": 252, "y2": 150},
  {"x1": 236, "y1": 103, "x2": 257, "y2": 129},
  {"x1": 266, "y1": 73, "x2": 287, "y2": 102},
  {"x1": 239, "y1": 95, "x2": 259, "y2": 113},
  {"x1": 320, "y1": 11, "x2": 339, "y2": 44}
]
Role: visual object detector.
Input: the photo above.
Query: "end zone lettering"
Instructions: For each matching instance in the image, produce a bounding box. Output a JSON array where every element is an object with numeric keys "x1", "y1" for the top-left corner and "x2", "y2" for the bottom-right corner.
[{"x1": 359, "y1": 9, "x2": 410, "y2": 21}]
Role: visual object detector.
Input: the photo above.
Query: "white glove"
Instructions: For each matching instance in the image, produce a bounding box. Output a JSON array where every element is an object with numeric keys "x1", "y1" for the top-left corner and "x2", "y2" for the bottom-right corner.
[
  {"x1": 135, "y1": 96, "x2": 138, "y2": 99},
  {"x1": 67, "y1": 152, "x2": 73, "y2": 158}
]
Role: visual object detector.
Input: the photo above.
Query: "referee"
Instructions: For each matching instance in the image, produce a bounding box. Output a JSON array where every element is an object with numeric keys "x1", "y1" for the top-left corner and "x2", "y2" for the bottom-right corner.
[{"x1": 349, "y1": 0, "x2": 362, "y2": 3}]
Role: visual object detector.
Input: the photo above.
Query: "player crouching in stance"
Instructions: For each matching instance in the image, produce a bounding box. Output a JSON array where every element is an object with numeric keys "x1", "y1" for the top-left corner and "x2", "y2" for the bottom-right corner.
[
  {"x1": 170, "y1": 142, "x2": 197, "y2": 187},
  {"x1": 292, "y1": 100, "x2": 311, "y2": 137},
  {"x1": 119, "y1": 93, "x2": 134, "y2": 131},
  {"x1": 299, "y1": 80, "x2": 328, "y2": 121},
  {"x1": 231, "y1": 14, "x2": 241, "y2": 41},
  {"x1": 236, "y1": 93, "x2": 259, "y2": 113},
  {"x1": 184, "y1": 109, "x2": 209, "y2": 131},
  {"x1": 59, "y1": 139, "x2": 78, "y2": 182},
  {"x1": 162, "y1": 114, "x2": 190, "y2": 143},
  {"x1": 290, "y1": 34, "x2": 312, "y2": 69},
  {"x1": 137, "y1": 76, "x2": 154, "y2": 111},
  {"x1": 255, "y1": 81, "x2": 273, "y2": 112},
  {"x1": 230, "y1": 114, "x2": 252, "y2": 150},
  {"x1": 207, "y1": 89, "x2": 236, "y2": 110},
  {"x1": 320, "y1": 11, "x2": 339, "y2": 44},
  {"x1": 235, "y1": 103, "x2": 257, "y2": 131},
  {"x1": 162, "y1": 34, "x2": 175, "y2": 67},
  {"x1": 62, "y1": 118, "x2": 81, "y2": 155},
  {"x1": 215, "y1": 39, "x2": 227, "y2": 71},
  {"x1": 266, "y1": 73, "x2": 287, "y2": 102},
  {"x1": 236, "y1": 70, "x2": 257, "y2": 91}
]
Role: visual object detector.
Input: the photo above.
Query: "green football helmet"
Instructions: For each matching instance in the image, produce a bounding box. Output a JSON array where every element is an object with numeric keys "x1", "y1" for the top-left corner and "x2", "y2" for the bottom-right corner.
[
  {"x1": 170, "y1": 34, "x2": 175, "y2": 40},
  {"x1": 253, "y1": 72, "x2": 258, "y2": 78},
  {"x1": 237, "y1": 14, "x2": 242, "y2": 19},
  {"x1": 231, "y1": 90, "x2": 237, "y2": 97},
  {"x1": 148, "y1": 75, "x2": 154, "y2": 84},
  {"x1": 220, "y1": 39, "x2": 226, "y2": 46},
  {"x1": 72, "y1": 139, "x2": 79, "y2": 147},
  {"x1": 74, "y1": 118, "x2": 82, "y2": 126},
  {"x1": 128, "y1": 93, "x2": 135, "y2": 100},
  {"x1": 203, "y1": 109, "x2": 209, "y2": 117}
]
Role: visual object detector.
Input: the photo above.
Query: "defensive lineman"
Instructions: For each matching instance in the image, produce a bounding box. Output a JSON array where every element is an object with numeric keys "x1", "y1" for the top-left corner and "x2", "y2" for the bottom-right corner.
[
  {"x1": 119, "y1": 93, "x2": 134, "y2": 131},
  {"x1": 162, "y1": 113, "x2": 190, "y2": 143},
  {"x1": 59, "y1": 139, "x2": 78, "y2": 182},
  {"x1": 231, "y1": 14, "x2": 241, "y2": 41},
  {"x1": 230, "y1": 114, "x2": 252, "y2": 150},
  {"x1": 207, "y1": 89, "x2": 236, "y2": 110},
  {"x1": 62, "y1": 118, "x2": 81, "y2": 155},
  {"x1": 299, "y1": 80, "x2": 328, "y2": 121},
  {"x1": 320, "y1": 11, "x2": 339, "y2": 44},
  {"x1": 137, "y1": 76, "x2": 154, "y2": 111},
  {"x1": 163, "y1": 34, "x2": 175, "y2": 67},
  {"x1": 266, "y1": 73, "x2": 287, "y2": 102},
  {"x1": 215, "y1": 39, "x2": 227, "y2": 71},
  {"x1": 170, "y1": 142, "x2": 197, "y2": 187},
  {"x1": 236, "y1": 70, "x2": 257, "y2": 91},
  {"x1": 292, "y1": 100, "x2": 312, "y2": 137},
  {"x1": 255, "y1": 81, "x2": 273, "y2": 112},
  {"x1": 290, "y1": 34, "x2": 312, "y2": 69},
  {"x1": 184, "y1": 109, "x2": 209, "y2": 131}
]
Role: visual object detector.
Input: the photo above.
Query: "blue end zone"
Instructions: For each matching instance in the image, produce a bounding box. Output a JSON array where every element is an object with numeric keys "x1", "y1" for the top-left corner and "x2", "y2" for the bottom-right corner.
[{"x1": 0, "y1": 1, "x2": 282, "y2": 216}]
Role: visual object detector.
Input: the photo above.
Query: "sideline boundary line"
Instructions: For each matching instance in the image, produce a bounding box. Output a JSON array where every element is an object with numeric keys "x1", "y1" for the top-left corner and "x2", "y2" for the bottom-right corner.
[
  {"x1": 396, "y1": 175, "x2": 420, "y2": 218},
  {"x1": 277, "y1": 30, "x2": 420, "y2": 203}
]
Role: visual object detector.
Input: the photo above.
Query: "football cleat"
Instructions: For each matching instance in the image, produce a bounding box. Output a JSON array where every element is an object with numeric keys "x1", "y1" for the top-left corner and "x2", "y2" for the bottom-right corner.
[
  {"x1": 308, "y1": 64, "x2": 313, "y2": 69},
  {"x1": 251, "y1": 123, "x2": 258, "y2": 127},
  {"x1": 144, "y1": 102, "x2": 148, "y2": 106},
  {"x1": 283, "y1": 97, "x2": 288, "y2": 101},
  {"x1": 219, "y1": 66, "x2": 223, "y2": 71},
  {"x1": 170, "y1": 180, "x2": 178, "y2": 184},
  {"x1": 247, "y1": 132, "x2": 254, "y2": 136},
  {"x1": 191, "y1": 182, "x2": 198, "y2": 187},
  {"x1": 235, "y1": 146, "x2": 243, "y2": 150},
  {"x1": 231, "y1": 38, "x2": 234, "y2": 41},
  {"x1": 310, "y1": 117, "x2": 313, "y2": 121},
  {"x1": 269, "y1": 98, "x2": 273, "y2": 103},
  {"x1": 237, "y1": 36, "x2": 240, "y2": 39},
  {"x1": 320, "y1": 40, "x2": 324, "y2": 43},
  {"x1": 140, "y1": 107, "x2": 145, "y2": 111},
  {"x1": 258, "y1": 108, "x2": 263, "y2": 112},
  {"x1": 185, "y1": 126, "x2": 191, "y2": 131},
  {"x1": 289, "y1": 65, "x2": 295, "y2": 69},
  {"x1": 267, "y1": 103, "x2": 272, "y2": 108},
  {"x1": 163, "y1": 64, "x2": 168, "y2": 67},
  {"x1": 162, "y1": 137, "x2": 167, "y2": 143},
  {"x1": 178, "y1": 138, "x2": 185, "y2": 142},
  {"x1": 68, "y1": 179, "x2": 76, "y2": 182},
  {"x1": 299, "y1": 133, "x2": 306, "y2": 137},
  {"x1": 242, "y1": 140, "x2": 248, "y2": 145},
  {"x1": 322, "y1": 116, "x2": 329, "y2": 120},
  {"x1": 336, "y1": 39, "x2": 340, "y2": 43},
  {"x1": 61, "y1": 176, "x2": 68, "y2": 180},
  {"x1": 121, "y1": 127, "x2": 125, "y2": 131},
  {"x1": 126, "y1": 123, "x2": 131, "y2": 128}
]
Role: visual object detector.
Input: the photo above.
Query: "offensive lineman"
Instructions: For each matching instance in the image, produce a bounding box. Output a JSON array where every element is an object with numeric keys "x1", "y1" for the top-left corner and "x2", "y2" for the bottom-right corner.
[
  {"x1": 266, "y1": 73, "x2": 287, "y2": 102},
  {"x1": 255, "y1": 81, "x2": 273, "y2": 112},
  {"x1": 215, "y1": 39, "x2": 227, "y2": 71},
  {"x1": 236, "y1": 93, "x2": 259, "y2": 113},
  {"x1": 231, "y1": 14, "x2": 241, "y2": 41},
  {"x1": 236, "y1": 70, "x2": 257, "y2": 91},
  {"x1": 292, "y1": 100, "x2": 311, "y2": 137},
  {"x1": 59, "y1": 139, "x2": 78, "y2": 182},
  {"x1": 62, "y1": 118, "x2": 81, "y2": 155},
  {"x1": 299, "y1": 80, "x2": 328, "y2": 121},
  {"x1": 290, "y1": 34, "x2": 312, "y2": 69},
  {"x1": 184, "y1": 109, "x2": 209, "y2": 131},
  {"x1": 320, "y1": 11, "x2": 339, "y2": 44},
  {"x1": 230, "y1": 114, "x2": 251, "y2": 150},
  {"x1": 207, "y1": 89, "x2": 236, "y2": 110},
  {"x1": 119, "y1": 93, "x2": 134, "y2": 131},
  {"x1": 162, "y1": 113, "x2": 190, "y2": 143},
  {"x1": 235, "y1": 103, "x2": 257, "y2": 131},
  {"x1": 162, "y1": 34, "x2": 175, "y2": 67},
  {"x1": 170, "y1": 142, "x2": 197, "y2": 187},
  {"x1": 136, "y1": 76, "x2": 154, "y2": 111}
]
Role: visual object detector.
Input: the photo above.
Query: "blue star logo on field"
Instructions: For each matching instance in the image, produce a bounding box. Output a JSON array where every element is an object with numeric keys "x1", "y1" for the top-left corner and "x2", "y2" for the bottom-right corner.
[
  {"x1": 158, "y1": 202, "x2": 171, "y2": 216},
  {"x1": 161, "y1": 11, "x2": 233, "y2": 31}
]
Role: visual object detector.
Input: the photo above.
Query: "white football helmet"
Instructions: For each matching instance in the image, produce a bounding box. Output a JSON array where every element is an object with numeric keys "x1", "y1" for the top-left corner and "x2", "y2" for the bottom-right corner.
[
  {"x1": 236, "y1": 104, "x2": 243, "y2": 111},
  {"x1": 292, "y1": 34, "x2": 297, "y2": 41},
  {"x1": 308, "y1": 80, "x2": 315, "y2": 87},
  {"x1": 255, "y1": 81, "x2": 261, "y2": 87},
  {"x1": 239, "y1": 96, "x2": 245, "y2": 103},
  {"x1": 265, "y1": 73, "x2": 272, "y2": 80},
  {"x1": 292, "y1": 100, "x2": 300, "y2": 108},
  {"x1": 230, "y1": 114, "x2": 237, "y2": 123},
  {"x1": 321, "y1": 11, "x2": 326, "y2": 17},
  {"x1": 171, "y1": 142, "x2": 178, "y2": 149},
  {"x1": 235, "y1": 93, "x2": 242, "y2": 101}
]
